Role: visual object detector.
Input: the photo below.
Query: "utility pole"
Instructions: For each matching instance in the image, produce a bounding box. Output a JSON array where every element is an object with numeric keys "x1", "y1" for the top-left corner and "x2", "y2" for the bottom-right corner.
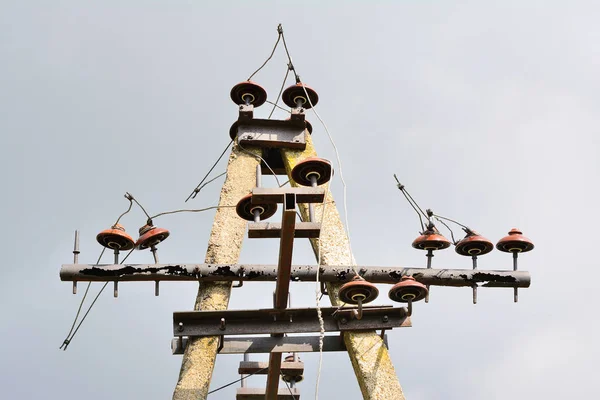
[{"x1": 60, "y1": 79, "x2": 533, "y2": 400}]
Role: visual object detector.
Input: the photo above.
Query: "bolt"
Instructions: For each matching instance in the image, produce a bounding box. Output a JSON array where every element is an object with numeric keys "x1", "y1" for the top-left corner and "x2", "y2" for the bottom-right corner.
[
  {"x1": 382, "y1": 315, "x2": 389, "y2": 323},
  {"x1": 340, "y1": 317, "x2": 348, "y2": 325},
  {"x1": 177, "y1": 322, "x2": 184, "y2": 332},
  {"x1": 219, "y1": 318, "x2": 226, "y2": 331}
]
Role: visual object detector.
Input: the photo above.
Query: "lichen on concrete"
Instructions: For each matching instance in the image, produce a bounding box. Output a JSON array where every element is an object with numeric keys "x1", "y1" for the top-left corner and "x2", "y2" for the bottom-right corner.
[
  {"x1": 282, "y1": 135, "x2": 406, "y2": 400},
  {"x1": 172, "y1": 144, "x2": 260, "y2": 400}
]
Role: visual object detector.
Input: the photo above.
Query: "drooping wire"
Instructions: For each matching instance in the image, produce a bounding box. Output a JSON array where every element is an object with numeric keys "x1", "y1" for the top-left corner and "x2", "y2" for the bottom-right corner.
[
  {"x1": 301, "y1": 82, "x2": 359, "y2": 275},
  {"x1": 237, "y1": 141, "x2": 281, "y2": 187},
  {"x1": 314, "y1": 180, "x2": 331, "y2": 400},
  {"x1": 126, "y1": 192, "x2": 151, "y2": 220},
  {"x1": 206, "y1": 366, "x2": 269, "y2": 395},
  {"x1": 149, "y1": 205, "x2": 236, "y2": 221},
  {"x1": 433, "y1": 213, "x2": 470, "y2": 230},
  {"x1": 393, "y1": 175, "x2": 427, "y2": 232},
  {"x1": 185, "y1": 140, "x2": 234, "y2": 202},
  {"x1": 247, "y1": 24, "x2": 283, "y2": 81},
  {"x1": 268, "y1": 65, "x2": 291, "y2": 119},
  {"x1": 433, "y1": 216, "x2": 458, "y2": 245},
  {"x1": 265, "y1": 100, "x2": 292, "y2": 114}
]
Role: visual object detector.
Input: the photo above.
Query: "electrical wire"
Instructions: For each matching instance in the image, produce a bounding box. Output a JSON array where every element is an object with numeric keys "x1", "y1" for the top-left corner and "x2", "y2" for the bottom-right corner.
[
  {"x1": 268, "y1": 66, "x2": 290, "y2": 119},
  {"x1": 393, "y1": 175, "x2": 426, "y2": 232},
  {"x1": 149, "y1": 205, "x2": 236, "y2": 220},
  {"x1": 185, "y1": 140, "x2": 234, "y2": 202},
  {"x1": 207, "y1": 366, "x2": 269, "y2": 395},
  {"x1": 280, "y1": 29, "x2": 301, "y2": 83},
  {"x1": 127, "y1": 192, "x2": 151, "y2": 220},
  {"x1": 301, "y1": 83, "x2": 359, "y2": 274},
  {"x1": 433, "y1": 213, "x2": 470, "y2": 230},
  {"x1": 265, "y1": 100, "x2": 292, "y2": 114},
  {"x1": 433, "y1": 216, "x2": 458, "y2": 245},
  {"x1": 247, "y1": 24, "x2": 283, "y2": 81},
  {"x1": 237, "y1": 141, "x2": 281, "y2": 187}
]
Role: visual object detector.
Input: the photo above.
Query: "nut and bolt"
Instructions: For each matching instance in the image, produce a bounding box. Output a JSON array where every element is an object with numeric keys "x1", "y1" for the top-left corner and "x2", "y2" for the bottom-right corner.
[
  {"x1": 340, "y1": 317, "x2": 348, "y2": 325},
  {"x1": 177, "y1": 322, "x2": 184, "y2": 332},
  {"x1": 382, "y1": 315, "x2": 389, "y2": 323}
]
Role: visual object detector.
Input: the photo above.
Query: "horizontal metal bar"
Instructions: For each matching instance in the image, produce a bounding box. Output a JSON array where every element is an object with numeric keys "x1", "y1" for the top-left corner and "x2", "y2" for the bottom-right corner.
[
  {"x1": 174, "y1": 306, "x2": 409, "y2": 337},
  {"x1": 236, "y1": 387, "x2": 300, "y2": 399},
  {"x1": 252, "y1": 187, "x2": 325, "y2": 204},
  {"x1": 248, "y1": 222, "x2": 321, "y2": 238},
  {"x1": 60, "y1": 263, "x2": 531, "y2": 288},
  {"x1": 171, "y1": 335, "x2": 389, "y2": 355},
  {"x1": 238, "y1": 361, "x2": 304, "y2": 375}
]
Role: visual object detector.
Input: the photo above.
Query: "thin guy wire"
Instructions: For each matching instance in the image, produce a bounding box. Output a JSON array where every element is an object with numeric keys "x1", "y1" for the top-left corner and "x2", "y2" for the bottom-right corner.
[
  {"x1": 265, "y1": 100, "x2": 292, "y2": 114},
  {"x1": 207, "y1": 366, "x2": 269, "y2": 395},
  {"x1": 62, "y1": 248, "x2": 135, "y2": 349},
  {"x1": 393, "y1": 175, "x2": 425, "y2": 231},
  {"x1": 280, "y1": 370, "x2": 297, "y2": 400},
  {"x1": 302, "y1": 82, "x2": 359, "y2": 274},
  {"x1": 59, "y1": 247, "x2": 106, "y2": 350},
  {"x1": 189, "y1": 171, "x2": 227, "y2": 199},
  {"x1": 60, "y1": 197, "x2": 135, "y2": 350},
  {"x1": 185, "y1": 140, "x2": 233, "y2": 202},
  {"x1": 237, "y1": 141, "x2": 281, "y2": 187},
  {"x1": 247, "y1": 24, "x2": 282, "y2": 81}
]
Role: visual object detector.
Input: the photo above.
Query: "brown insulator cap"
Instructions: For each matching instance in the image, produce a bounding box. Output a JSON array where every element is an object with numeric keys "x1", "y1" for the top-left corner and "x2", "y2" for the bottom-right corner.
[
  {"x1": 96, "y1": 223, "x2": 135, "y2": 251},
  {"x1": 338, "y1": 276, "x2": 379, "y2": 305},
  {"x1": 412, "y1": 230, "x2": 452, "y2": 251},
  {"x1": 455, "y1": 231, "x2": 493, "y2": 256},
  {"x1": 496, "y1": 228, "x2": 534, "y2": 253},
  {"x1": 388, "y1": 276, "x2": 428, "y2": 303},
  {"x1": 136, "y1": 224, "x2": 170, "y2": 250},
  {"x1": 235, "y1": 194, "x2": 278, "y2": 221},
  {"x1": 291, "y1": 157, "x2": 333, "y2": 187},
  {"x1": 230, "y1": 81, "x2": 267, "y2": 107},
  {"x1": 282, "y1": 83, "x2": 319, "y2": 109}
]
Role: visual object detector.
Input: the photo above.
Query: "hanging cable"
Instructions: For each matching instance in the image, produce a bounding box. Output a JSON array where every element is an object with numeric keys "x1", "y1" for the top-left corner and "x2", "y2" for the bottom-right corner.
[
  {"x1": 393, "y1": 175, "x2": 427, "y2": 232},
  {"x1": 268, "y1": 65, "x2": 291, "y2": 119},
  {"x1": 237, "y1": 141, "x2": 281, "y2": 187},
  {"x1": 185, "y1": 140, "x2": 233, "y2": 202},
  {"x1": 265, "y1": 100, "x2": 292, "y2": 114},
  {"x1": 207, "y1": 366, "x2": 269, "y2": 395},
  {"x1": 125, "y1": 192, "x2": 151, "y2": 220},
  {"x1": 149, "y1": 205, "x2": 236, "y2": 221},
  {"x1": 280, "y1": 28, "x2": 301, "y2": 83},
  {"x1": 433, "y1": 216, "x2": 458, "y2": 245},
  {"x1": 247, "y1": 24, "x2": 283, "y2": 81}
]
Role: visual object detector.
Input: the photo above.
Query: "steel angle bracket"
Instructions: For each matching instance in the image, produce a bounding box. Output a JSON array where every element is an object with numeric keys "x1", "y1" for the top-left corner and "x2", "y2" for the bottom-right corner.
[
  {"x1": 173, "y1": 305, "x2": 410, "y2": 338},
  {"x1": 171, "y1": 334, "x2": 391, "y2": 355},
  {"x1": 235, "y1": 118, "x2": 307, "y2": 150}
]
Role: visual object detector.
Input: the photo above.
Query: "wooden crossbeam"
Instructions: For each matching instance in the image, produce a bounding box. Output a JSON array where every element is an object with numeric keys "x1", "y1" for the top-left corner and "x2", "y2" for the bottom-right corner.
[
  {"x1": 238, "y1": 361, "x2": 304, "y2": 376},
  {"x1": 236, "y1": 387, "x2": 300, "y2": 399}
]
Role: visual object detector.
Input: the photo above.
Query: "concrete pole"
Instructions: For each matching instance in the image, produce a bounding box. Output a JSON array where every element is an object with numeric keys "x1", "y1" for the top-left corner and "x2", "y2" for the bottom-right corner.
[
  {"x1": 281, "y1": 134, "x2": 406, "y2": 400},
  {"x1": 172, "y1": 144, "x2": 260, "y2": 400}
]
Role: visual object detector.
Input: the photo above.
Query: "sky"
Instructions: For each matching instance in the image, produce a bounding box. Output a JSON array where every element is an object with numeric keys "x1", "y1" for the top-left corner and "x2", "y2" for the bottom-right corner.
[{"x1": 1, "y1": 1, "x2": 599, "y2": 399}]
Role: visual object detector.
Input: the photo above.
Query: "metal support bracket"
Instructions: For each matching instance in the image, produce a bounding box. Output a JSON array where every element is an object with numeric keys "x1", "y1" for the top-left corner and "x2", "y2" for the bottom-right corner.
[
  {"x1": 235, "y1": 118, "x2": 307, "y2": 150},
  {"x1": 171, "y1": 334, "x2": 389, "y2": 355},
  {"x1": 173, "y1": 305, "x2": 409, "y2": 337}
]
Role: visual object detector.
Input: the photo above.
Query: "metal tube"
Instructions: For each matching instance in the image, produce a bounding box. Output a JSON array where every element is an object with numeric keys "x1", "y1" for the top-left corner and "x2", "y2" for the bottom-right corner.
[
  {"x1": 241, "y1": 353, "x2": 250, "y2": 388},
  {"x1": 425, "y1": 250, "x2": 433, "y2": 303},
  {"x1": 155, "y1": 281, "x2": 160, "y2": 297},
  {"x1": 151, "y1": 245, "x2": 159, "y2": 264},
  {"x1": 60, "y1": 263, "x2": 532, "y2": 288},
  {"x1": 256, "y1": 164, "x2": 261, "y2": 188},
  {"x1": 114, "y1": 281, "x2": 118, "y2": 298},
  {"x1": 114, "y1": 249, "x2": 119, "y2": 265},
  {"x1": 253, "y1": 209, "x2": 261, "y2": 223},
  {"x1": 73, "y1": 230, "x2": 80, "y2": 264},
  {"x1": 513, "y1": 252, "x2": 519, "y2": 303},
  {"x1": 472, "y1": 255, "x2": 478, "y2": 305}
]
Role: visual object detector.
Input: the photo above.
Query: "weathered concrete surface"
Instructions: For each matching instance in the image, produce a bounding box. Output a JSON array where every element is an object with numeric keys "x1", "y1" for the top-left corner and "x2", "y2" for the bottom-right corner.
[
  {"x1": 282, "y1": 134, "x2": 406, "y2": 400},
  {"x1": 172, "y1": 144, "x2": 260, "y2": 400}
]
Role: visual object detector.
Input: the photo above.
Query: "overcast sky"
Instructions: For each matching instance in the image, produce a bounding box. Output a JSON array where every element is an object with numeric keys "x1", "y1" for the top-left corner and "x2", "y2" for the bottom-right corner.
[{"x1": 2, "y1": 1, "x2": 599, "y2": 399}]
